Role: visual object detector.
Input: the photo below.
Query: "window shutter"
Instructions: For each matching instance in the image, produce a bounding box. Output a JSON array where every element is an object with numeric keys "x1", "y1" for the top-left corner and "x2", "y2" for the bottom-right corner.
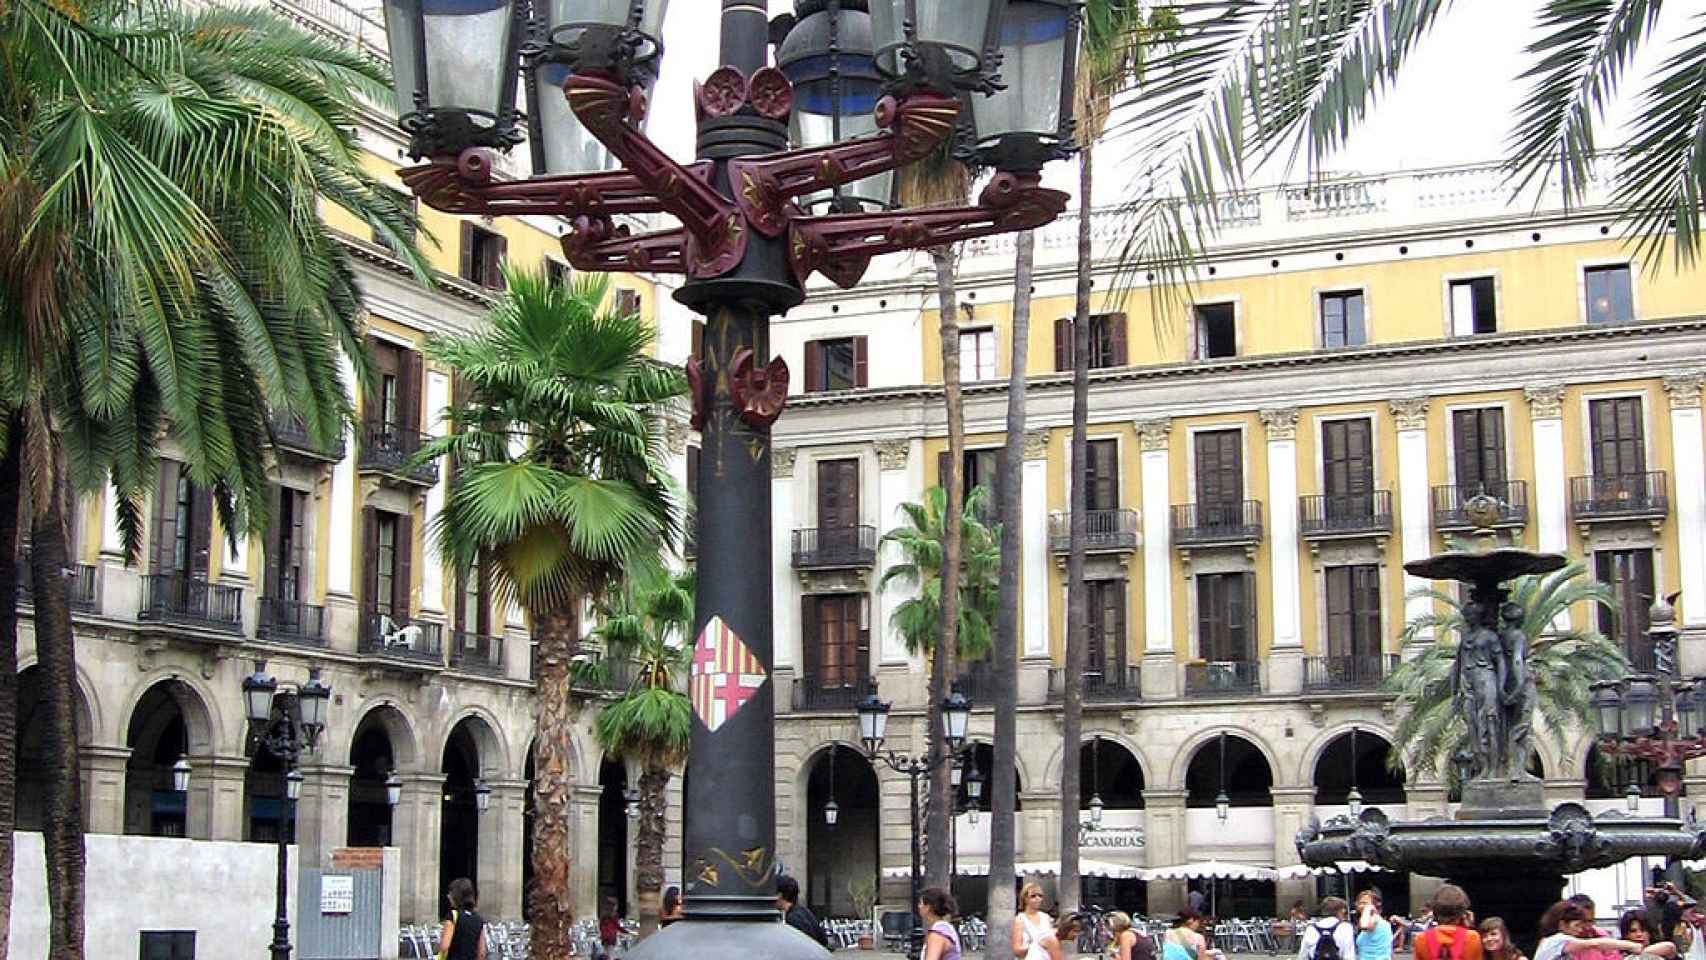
[
  {"x1": 1241, "y1": 571, "x2": 1257, "y2": 657},
  {"x1": 1112, "y1": 579, "x2": 1128, "y2": 673},
  {"x1": 459, "y1": 222, "x2": 476, "y2": 282},
  {"x1": 1355, "y1": 565, "x2": 1382, "y2": 657},
  {"x1": 1196, "y1": 576, "x2": 1220, "y2": 660},
  {"x1": 476, "y1": 554, "x2": 493, "y2": 636},
  {"x1": 853, "y1": 336, "x2": 869, "y2": 388},
  {"x1": 1108, "y1": 313, "x2": 1128, "y2": 366},
  {"x1": 1326, "y1": 567, "x2": 1351, "y2": 659},
  {"x1": 856, "y1": 596, "x2": 871, "y2": 680},
  {"x1": 401, "y1": 350, "x2": 424, "y2": 434},
  {"x1": 489, "y1": 233, "x2": 508, "y2": 288},
  {"x1": 264, "y1": 485, "x2": 285, "y2": 600},
  {"x1": 1054, "y1": 318, "x2": 1071, "y2": 371},
  {"x1": 803, "y1": 341, "x2": 822, "y2": 393},
  {"x1": 189, "y1": 481, "x2": 213, "y2": 577},
  {"x1": 1484, "y1": 411, "x2": 1507, "y2": 488},
  {"x1": 801, "y1": 595, "x2": 820, "y2": 680},
  {"x1": 395, "y1": 512, "x2": 414, "y2": 618},
  {"x1": 151, "y1": 461, "x2": 180, "y2": 573},
  {"x1": 362, "y1": 337, "x2": 383, "y2": 430},
  {"x1": 288, "y1": 489, "x2": 306, "y2": 601},
  {"x1": 361, "y1": 508, "x2": 379, "y2": 614}
]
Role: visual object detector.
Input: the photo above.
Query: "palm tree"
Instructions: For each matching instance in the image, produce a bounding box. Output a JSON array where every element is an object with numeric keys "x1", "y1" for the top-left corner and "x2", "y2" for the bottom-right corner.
[
  {"x1": 879, "y1": 485, "x2": 1001, "y2": 663},
  {"x1": 418, "y1": 269, "x2": 683, "y2": 958},
  {"x1": 897, "y1": 143, "x2": 975, "y2": 886},
  {"x1": 1386, "y1": 558, "x2": 1628, "y2": 783},
  {"x1": 590, "y1": 564, "x2": 694, "y2": 939},
  {"x1": 0, "y1": 4, "x2": 419, "y2": 955}
]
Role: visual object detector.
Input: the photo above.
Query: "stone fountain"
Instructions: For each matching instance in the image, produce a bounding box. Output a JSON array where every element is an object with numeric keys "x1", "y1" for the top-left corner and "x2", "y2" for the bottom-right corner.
[{"x1": 1297, "y1": 496, "x2": 1706, "y2": 949}]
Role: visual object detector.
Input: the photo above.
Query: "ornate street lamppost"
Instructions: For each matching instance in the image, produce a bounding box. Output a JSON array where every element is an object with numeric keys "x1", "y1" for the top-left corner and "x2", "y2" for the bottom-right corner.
[
  {"x1": 1215, "y1": 731, "x2": 1232, "y2": 825},
  {"x1": 388, "y1": 1, "x2": 1077, "y2": 955},
  {"x1": 858, "y1": 691, "x2": 974, "y2": 959},
  {"x1": 242, "y1": 660, "x2": 331, "y2": 960},
  {"x1": 1590, "y1": 597, "x2": 1706, "y2": 820}
]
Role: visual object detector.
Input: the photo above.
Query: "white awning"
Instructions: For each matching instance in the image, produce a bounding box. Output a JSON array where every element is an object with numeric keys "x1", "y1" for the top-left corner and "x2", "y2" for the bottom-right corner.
[
  {"x1": 1274, "y1": 861, "x2": 1375, "y2": 880},
  {"x1": 1143, "y1": 860, "x2": 1276, "y2": 881},
  {"x1": 881, "y1": 858, "x2": 1144, "y2": 880}
]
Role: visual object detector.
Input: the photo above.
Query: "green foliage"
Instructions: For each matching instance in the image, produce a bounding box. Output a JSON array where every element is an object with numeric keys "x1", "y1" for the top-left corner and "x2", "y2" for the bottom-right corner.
[
  {"x1": 1386, "y1": 556, "x2": 1627, "y2": 782},
  {"x1": 416, "y1": 268, "x2": 686, "y2": 616},
  {"x1": 879, "y1": 485, "x2": 1001, "y2": 661},
  {"x1": 591, "y1": 561, "x2": 695, "y2": 770}
]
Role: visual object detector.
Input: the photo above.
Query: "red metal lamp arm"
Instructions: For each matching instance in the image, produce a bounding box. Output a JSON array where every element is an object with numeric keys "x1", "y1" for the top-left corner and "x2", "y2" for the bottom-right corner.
[
  {"x1": 560, "y1": 222, "x2": 690, "y2": 275},
  {"x1": 399, "y1": 152, "x2": 712, "y2": 219},
  {"x1": 787, "y1": 173, "x2": 1069, "y2": 288}
]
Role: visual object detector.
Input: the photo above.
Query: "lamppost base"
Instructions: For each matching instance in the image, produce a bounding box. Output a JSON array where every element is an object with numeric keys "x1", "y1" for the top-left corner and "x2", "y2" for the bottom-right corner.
[{"x1": 623, "y1": 916, "x2": 832, "y2": 959}]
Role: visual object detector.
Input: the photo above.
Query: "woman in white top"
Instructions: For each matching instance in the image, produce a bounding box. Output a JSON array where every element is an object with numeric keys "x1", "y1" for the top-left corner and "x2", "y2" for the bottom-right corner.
[{"x1": 1012, "y1": 882, "x2": 1055, "y2": 960}]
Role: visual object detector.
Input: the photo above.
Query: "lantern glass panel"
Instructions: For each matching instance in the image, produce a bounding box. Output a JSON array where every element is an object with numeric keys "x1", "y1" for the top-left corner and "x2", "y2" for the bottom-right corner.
[
  {"x1": 857, "y1": 696, "x2": 890, "y2": 749},
  {"x1": 421, "y1": 0, "x2": 516, "y2": 126},
  {"x1": 299, "y1": 686, "x2": 329, "y2": 734},
  {"x1": 1591, "y1": 682, "x2": 1622, "y2": 738},
  {"x1": 1625, "y1": 677, "x2": 1660, "y2": 736},
  {"x1": 548, "y1": 0, "x2": 669, "y2": 57},
  {"x1": 971, "y1": 1, "x2": 1067, "y2": 144},
  {"x1": 825, "y1": 799, "x2": 840, "y2": 827},
  {"x1": 533, "y1": 63, "x2": 620, "y2": 174},
  {"x1": 381, "y1": 0, "x2": 423, "y2": 119},
  {"x1": 286, "y1": 770, "x2": 303, "y2": 801},
  {"x1": 870, "y1": 0, "x2": 995, "y2": 77},
  {"x1": 243, "y1": 669, "x2": 277, "y2": 726}
]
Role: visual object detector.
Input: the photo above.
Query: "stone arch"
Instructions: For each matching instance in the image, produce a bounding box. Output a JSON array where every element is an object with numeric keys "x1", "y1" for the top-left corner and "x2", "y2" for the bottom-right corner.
[
  {"x1": 1039, "y1": 729, "x2": 1155, "y2": 793},
  {"x1": 16, "y1": 656, "x2": 102, "y2": 746},
  {"x1": 801, "y1": 742, "x2": 881, "y2": 915},
  {"x1": 1169, "y1": 725, "x2": 1283, "y2": 789},
  {"x1": 120, "y1": 670, "x2": 222, "y2": 756},
  {"x1": 441, "y1": 706, "x2": 511, "y2": 781},
  {"x1": 1308, "y1": 726, "x2": 1407, "y2": 806},
  {"x1": 348, "y1": 700, "x2": 420, "y2": 771},
  {"x1": 1298, "y1": 722, "x2": 1400, "y2": 788},
  {"x1": 122, "y1": 676, "x2": 219, "y2": 836}
]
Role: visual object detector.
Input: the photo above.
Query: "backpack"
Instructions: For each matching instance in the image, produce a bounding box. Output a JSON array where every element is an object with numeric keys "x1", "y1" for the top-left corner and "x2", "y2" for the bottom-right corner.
[{"x1": 1313, "y1": 921, "x2": 1345, "y2": 960}]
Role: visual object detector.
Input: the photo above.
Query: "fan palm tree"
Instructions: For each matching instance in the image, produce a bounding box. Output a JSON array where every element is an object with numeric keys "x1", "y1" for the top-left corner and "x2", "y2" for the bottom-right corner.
[
  {"x1": 896, "y1": 143, "x2": 976, "y2": 886},
  {"x1": 590, "y1": 563, "x2": 694, "y2": 939},
  {"x1": 879, "y1": 485, "x2": 1001, "y2": 663},
  {"x1": 0, "y1": 3, "x2": 420, "y2": 955},
  {"x1": 417, "y1": 268, "x2": 683, "y2": 958},
  {"x1": 1386, "y1": 558, "x2": 1628, "y2": 784}
]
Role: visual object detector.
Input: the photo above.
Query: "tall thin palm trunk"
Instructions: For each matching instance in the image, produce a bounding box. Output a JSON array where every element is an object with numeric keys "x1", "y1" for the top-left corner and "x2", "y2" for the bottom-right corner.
[
  {"x1": 926, "y1": 244, "x2": 962, "y2": 887},
  {"x1": 633, "y1": 762, "x2": 670, "y2": 937},
  {"x1": 0, "y1": 425, "x2": 22, "y2": 956},
  {"x1": 1059, "y1": 146, "x2": 1095, "y2": 918},
  {"x1": 30, "y1": 438, "x2": 83, "y2": 960},
  {"x1": 531, "y1": 603, "x2": 582, "y2": 960},
  {"x1": 989, "y1": 229, "x2": 1034, "y2": 941}
]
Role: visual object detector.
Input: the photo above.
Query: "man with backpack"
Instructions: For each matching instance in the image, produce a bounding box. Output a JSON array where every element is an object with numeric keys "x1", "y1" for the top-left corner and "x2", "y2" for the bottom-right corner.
[{"x1": 1300, "y1": 897, "x2": 1360, "y2": 960}]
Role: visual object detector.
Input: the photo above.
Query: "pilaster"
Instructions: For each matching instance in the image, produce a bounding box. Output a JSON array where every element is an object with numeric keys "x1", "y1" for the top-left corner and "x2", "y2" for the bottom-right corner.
[
  {"x1": 1262, "y1": 409, "x2": 1303, "y2": 652},
  {"x1": 571, "y1": 784, "x2": 605, "y2": 919},
  {"x1": 1391, "y1": 397, "x2": 1434, "y2": 647},
  {"x1": 1141, "y1": 789, "x2": 1189, "y2": 914},
  {"x1": 1664, "y1": 375, "x2": 1706, "y2": 669},
  {"x1": 1022, "y1": 430, "x2": 1051, "y2": 658},
  {"x1": 394, "y1": 772, "x2": 446, "y2": 923},
  {"x1": 419, "y1": 369, "x2": 451, "y2": 616},
  {"x1": 482, "y1": 779, "x2": 528, "y2": 920},
  {"x1": 83, "y1": 745, "x2": 131, "y2": 835},
  {"x1": 877, "y1": 439, "x2": 919, "y2": 664},
  {"x1": 1138, "y1": 419, "x2": 1173, "y2": 658},
  {"x1": 327, "y1": 351, "x2": 360, "y2": 600},
  {"x1": 294, "y1": 762, "x2": 354, "y2": 867},
  {"x1": 773, "y1": 445, "x2": 799, "y2": 670},
  {"x1": 96, "y1": 483, "x2": 141, "y2": 620},
  {"x1": 203, "y1": 755, "x2": 252, "y2": 842},
  {"x1": 1525, "y1": 385, "x2": 1568, "y2": 554}
]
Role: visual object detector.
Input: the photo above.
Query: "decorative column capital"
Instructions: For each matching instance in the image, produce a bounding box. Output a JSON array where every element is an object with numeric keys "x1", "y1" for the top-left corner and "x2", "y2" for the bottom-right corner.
[
  {"x1": 875, "y1": 438, "x2": 911, "y2": 470},
  {"x1": 1260, "y1": 407, "x2": 1299, "y2": 441},
  {"x1": 665, "y1": 417, "x2": 691, "y2": 456},
  {"x1": 1664, "y1": 373, "x2": 1706, "y2": 410},
  {"x1": 1136, "y1": 418, "x2": 1171, "y2": 452},
  {"x1": 1389, "y1": 396, "x2": 1430, "y2": 431},
  {"x1": 1524, "y1": 384, "x2": 1566, "y2": 419},
  {"x1": 1023, "y1": 429, "x2": 1051, "y2": 461},
  {"x1": 771, "y1": 445, "x2": 798, "y2": 478}
]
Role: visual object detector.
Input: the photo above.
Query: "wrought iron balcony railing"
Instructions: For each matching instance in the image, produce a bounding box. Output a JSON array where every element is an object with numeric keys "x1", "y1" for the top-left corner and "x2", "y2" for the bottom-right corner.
[
  {"x1": 16, "y1": 554, "x2": 98, "y2": 611},
  {"x1": 1047, "y1": 509, "x2": 1140, "y2": 553},
  {"x1": 1171, "y1": 501, "x2": 1264, "y2": 548},
  {"x1": 790, "y1": 525, "x2": 877, "y2": 570},
  {"x1": 450, "y1": 630, "x2": 505, "y2": 676},
  {"x1": 140, "y1": 574, "x2": 243, "y2": 632},
  {"x1": 257, "y1": 596, "x2": 326, "y2": 645},
  {"x1": 1302, "y1": 654, "x2": 1399, "y2": 692},
  {"x1": 1569, "y1": 471, "x2": 1669, "y2": 522},
  {"x1": 1184, "y1": 660, "x2": 1262, "y2": 695},
  {"x1": 358, "y1": 422, "x2": 439, "y2": 486},
  {"x1": 1047, "y1": 664, "x2": 1141, "y2": 704},
  {"x1": 1432, "y1": 480, "x2": 1529, "y2": 531},
  {"x1": 268, "y1": 414, "x2": 346, "y2": 462},
  {"x1": 358, "y1": 607, "x2": 444, "y2": 665},
  {"x1": 1299, "y1": 491, "x2": 1393, "y2": 538},
  {"x1": 954, "y1": 659, "x2": 997, "y2": 706},
  {"x1": 791, "y1": 674, "x2": 875, "y2": 713}
]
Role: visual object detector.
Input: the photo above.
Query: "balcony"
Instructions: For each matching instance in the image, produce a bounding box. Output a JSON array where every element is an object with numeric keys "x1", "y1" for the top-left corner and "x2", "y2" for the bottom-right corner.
[
  {"x1": 1302, "y1": 654, "x2": 1399, "y2": 692},
  {"x1": 1299, "y1": 491, "x2": 1393, "y2": 539},
  {"x1": 139, "y1": 574, "x2": 243, "y2": 632},
  {"x1": 1184, "y1": 660, "x2": 1261, "y2": 695},
  {"x1": 1432, "y1": 481, "x2": 1529, "y2": 532},
  {"x1": 16, "y1": 555, "x2": 99, "y2": 611},
  {"x1": 358, "y1": 608, "x2": 444, "y2": 667},
  {"x1": 791, "y1": 674, "x2": 875, "y2": 713},
  {"x1": 954, "y1": 659, "x2": 997, "y2": 706},
  {"x1": 268, "y1": 414, "x2": 346, "y2": 463},
  {"x1": 450, "y1": 630, "x2": 505, "y2": 676},
  {"x1": 257, "y1": 596, "x2": 326, "y2": 646},
  {"x1": 1570, "y1": 472, "x2": 1669, "y2": 523},
  {"x1": 358, "y1": 422, "x2": 439, "y2": 487},
  {"x1": 1047, "y1": 509, "x2": 1140, "y2": 554},
  {"x1": 1047, "y1": 664, "x2": 1141, "y2": 704},
  {"x1": 1171, "y1": 501, "x2": 1264, "y2": 549},
  {"x1": 791, "y1": 525, "x2": 877, "y2": 570}
]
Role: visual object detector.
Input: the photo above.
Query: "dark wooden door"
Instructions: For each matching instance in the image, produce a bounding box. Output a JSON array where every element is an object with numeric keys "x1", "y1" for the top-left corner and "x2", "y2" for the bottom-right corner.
[
  {"x1": 806, "y1": 594, "x2": 866, "y2": 688},
  {"x1": 1589, "y1": 397, "x2": 1647, "y2": 477},
  {"x1": 1194, "y1": 429, "x2": 1244, "y2": 527},
  {"x1": 1197, "y1": 572, "x2": 1254, "y2": 662},
  {"x1": 1325, "y1": 564, "x2": 1382, "y2": 659},
  {"x1": 1322, "y1": 419, "x2": 1374, "y2": 517},
  {"x1": 817, "y1": 458, "x2": 860, "y2": 558},
  {"x1": 1597, "y1": 549, "x2": 1656, "y2": 668},
  {"x1": 1085, "y1": 579, "x2": 1126, "y2": 683},
  {"x1": 265, "y1": 486, "x2": 306, "y2": 602},
  {"x1": 1452, "y1": 408, "x2": 1507, "y2": 493},
  {"x1": 1083, "y1": 439, "x2": 1120, "y2": 512}
]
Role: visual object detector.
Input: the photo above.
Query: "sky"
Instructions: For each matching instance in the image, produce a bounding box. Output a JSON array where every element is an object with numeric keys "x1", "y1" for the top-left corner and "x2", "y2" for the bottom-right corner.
[{"x1": 642, "y1": 1, "x2": 1700, "y2": 205}]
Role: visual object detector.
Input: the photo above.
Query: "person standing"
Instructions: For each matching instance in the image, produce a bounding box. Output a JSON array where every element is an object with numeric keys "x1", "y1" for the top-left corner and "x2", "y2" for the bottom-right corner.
[
  {"x1": 438, "y1": 877, "x2": 488, "y2": 960},
  {"x1": 1533, "y1": 900, "x2": 1639, "y2": 960},
  {"x1": 1299, "y1": 897, "x2": 1358, "y2": 960},
  {"x1": 919, "y1": 887, "x2": 963, "y2": 960},
  {"x1": 1414, "y1": 886, "x2": 1483, "y2": 960},
  {"x1": 776, "y1": 874, "x2": 828, "y2": 947},
  {"x1": 1357, "y1": 890, "x2": 1395, "y2": 960},
  {"x1": 1190, "y1": 888, "x2": 1209, "y2": 916},
  {"x1": 1013, "y1": 881, "x2": 1056, "y2": 960},
  {"x1": 1108, "y1": 911, "x2": 1154, "y2": 960},
  {"x1": 598, "y1": 897, "x2": 622, "y2": 959}
]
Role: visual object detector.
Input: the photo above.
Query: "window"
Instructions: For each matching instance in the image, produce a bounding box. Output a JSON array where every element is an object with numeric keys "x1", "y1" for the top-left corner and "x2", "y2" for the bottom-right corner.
[
  {"x1": 1193, "y1": 429, "x2": 1244, "y2": 511},
  {"x1": 363, "y1": 506, "x2": 413, "y2": 627},
  {"x1": 1325, "y1": 564, "x2": 1382, "y2": 659},
  {"x1": 1450, "y1": 277, "x2": 1497, "y2": 335},
  {"x1": 1320, "y1": 290, "x2": 1367, "y2": 348},
  {"x1": 374, "y1": 187, "x2": 417, "y2": 256},
  {"x1": 375, "y1": 513, "x2": 397, "y2": 618},
  {"x1": 456, "y1": 553, "x2": 491, "y2": 636},
  {"x1": 1597, "y1": 549, "x2": 1655, "y2": 670},
  {"x1": 803, "y1": 337, "x2": 867, "y2": 392},
  {"x1": 1589, "y1": 396, "x2": 1646, "y2": 477},
  {"x1": 365, "y1": 338, "x2": 423, "y2": 436},
  {"x1": 1451, "y1": 408, "x2": 1507, "y2": 494},
  {"x1": 939, "y1": 448, "x2": 1004, "y2": 522},
  {"x1": 545, "y1": 258, "x2": 571, "y2": 288},
  {"x1": 615, "y1": 288, "x2": 641, "y2": 317},
  {"x1": 1086, "y1": 579, "x2": 1127, "y2": 681},
  {"x1": 802, "y1": 594, "x2": 868, "y2": 688},
  {"x1": 460, "y1": 223, "x2": 507, "y2": 289},
  {"x1": 171, "y1": 471, "x2": 193, "y2": 576},
  {"x1": 1053, "y1": 313, "x2": 1128, "y2": 370},
  {"x1": 268, "y1": 487, "x2": 308, "y2": 603},
  {"x1": 1197, "y1": 572, "x2": 1254, "y2": 662},
  {"x1": 959, "y1": 326, "x2": 997, "y2": 381},
  {"x1": 817, "y1": 459, "x2": 860, "y2": 528},
  {"x1": 1585, "y1": 264, "x2": 1634, "y2": 325},
  {"x1": 1081, "y1": 439, "x2": 1119, "y2": 512},
  {"x1": 1321, "y1": 419, "x2": 1375, "y2": 503},
  {"x1": 151, "y1": 460, "x2": 210, "y2": 579},
  {"x1": 1194, "y1": 303, "x2": 1237, "y2": 359}
]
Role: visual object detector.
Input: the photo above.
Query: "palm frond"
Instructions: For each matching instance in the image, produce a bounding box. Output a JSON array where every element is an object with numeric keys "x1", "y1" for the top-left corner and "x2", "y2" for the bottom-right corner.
[{"x1": 1611, "y1": 11, "x2": 1706, "y2": 270}]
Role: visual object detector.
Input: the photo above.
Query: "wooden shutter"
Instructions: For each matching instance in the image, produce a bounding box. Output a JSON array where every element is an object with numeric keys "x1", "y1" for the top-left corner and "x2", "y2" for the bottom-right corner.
[
  {"x1": 1227, "y1": 572, "x2": 1252, "y2": 662},
  {"x1": 1107, "y1": 314, "x2": 1128, "y2": 366},
  {"x1": 1194, "y1": 430, "x2": 1243, "y2": 509},
  {"x1": 1323, "y1": 419, "x2": 1373, "y2": 498},
  {"x1": 1085, "y1": 580, "x2": 1109, "y2": 679},
  {"x1": 459, "y1": 222, "x2": 476, "y2": 282},
  {"x1": 394, "y1": 512, "x2": 414, "y2": 618},
  {"x1": 616, "y1": 288, "x2": 640, "y2": 316},
  {"x1": 817, "y1": 459, "x2": 859, "y2": 529},
  {"x1": 361, "y1": 507, "x2": 379, "y2": 614},
  {"x1": 487, "y1": 233, "x2": 508, "y2": 288},
  {"x1": 937, "y1": 450, "x2": 951, "y2": 489},
  {"x1": 476, "y1": 551, "x2": 492, "y2": 636},
  {"x1": 1085, "y1": 440, "x2": 1118, "y2": 512},
  {"x1": 287, "y1": 489, "x2": 306, "y2": 601},
  {"x1": 1452, "y1": 408, "x2": 1507, "y2": 492},
  {"x1": 801, "y1": 595, "x2": 821, "y2": 680},
  {"x1": 1054, "y1": 318, "x2": 1071, "y2": 371},
  {"x1": 265, "y1": 485, "x2": 285, "y2": 600},
  {"x1": 189, "y1": 481, "x2": 213, "y2": 577},
  {"x1": 402, "y1": 349, "x2": 424, "y2": 433},
  {"x1": 1353, "y1": 565, "x2": 1381, "y2": 657},
  {"x1": 853, "y1": 336, "x2": 869, "y2": 388},
  {"x1": 1590, "y1": 397, "x2": 1646, "y2": 477},
  {"x1": 803, "y1": 341, "x2": 823, "y2": 393},
  {"x1": 1239, "y1": 571, "x2": 1257, "y2": 660},
  {"x1": 1325, "y1": 566, "x2": 1352, "y2": 659},
  {"x1": 151, "y1": 460, "x2": 181, "y2": 573},
  {"x1": 1197, "y1": 575, "x2": 1224, "y2": 661}
]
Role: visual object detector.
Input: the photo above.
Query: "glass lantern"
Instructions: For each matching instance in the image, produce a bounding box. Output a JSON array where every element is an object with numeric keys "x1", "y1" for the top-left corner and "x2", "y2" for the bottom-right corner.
[
  {"x1": 1591, "y1": 680, "x2": 1623, "y2": 740},
  {"x1": 529, "y1": 61, "x2": 622, "y2": 175},
  {"x1": 545, "y1": 0, "x2": 669, "y2": 69},
  {"x1": 1623, "y1": 675, "x2": 1661, "y2": 738},
  {"x1": 869, "y1": 0, "x2": 1002, "y2": 88},
  {"x1": 242, "y1": 661, "x2": 279, "y2": 727},
  {"x1": 857, "y1": 694, "x2": 891, "y2": 754},
  {"x1": 778, "y1": 1, "x2": 894, "y2": 211},
  {"x1": 383, "y1": 0, "x2": 525, "y2": 155},
  {"x1": 941, "y1": 691, "x2": 971, "y2": 750},
  {"x1": 969, "y1": 0, "x2": 1077, "y2": 172}
]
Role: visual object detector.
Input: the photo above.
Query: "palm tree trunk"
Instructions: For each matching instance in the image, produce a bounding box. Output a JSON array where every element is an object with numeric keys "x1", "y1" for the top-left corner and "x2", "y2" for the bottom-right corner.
[
  {"x1": 530, "y1": 603, "x2": 581, "y2": 960},
  {"x1": 0, "y1": 427, "x2": 22, "y2": 958},
  {"x1": 989, "y1": 230, "x2": 1034, "y2": 943},
  {"x1": 633, "y1": 761, "x2": 670, "y2": 938},
  {"x1": 1059, "y1": 146, "x2": 1095, "y2": 919},
  {"x1": 32, "y1": 440, "x2": 84, "y2": 960},
  {"x1": 926, "y1": 243, "x2": 962, "y2": 888}
]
